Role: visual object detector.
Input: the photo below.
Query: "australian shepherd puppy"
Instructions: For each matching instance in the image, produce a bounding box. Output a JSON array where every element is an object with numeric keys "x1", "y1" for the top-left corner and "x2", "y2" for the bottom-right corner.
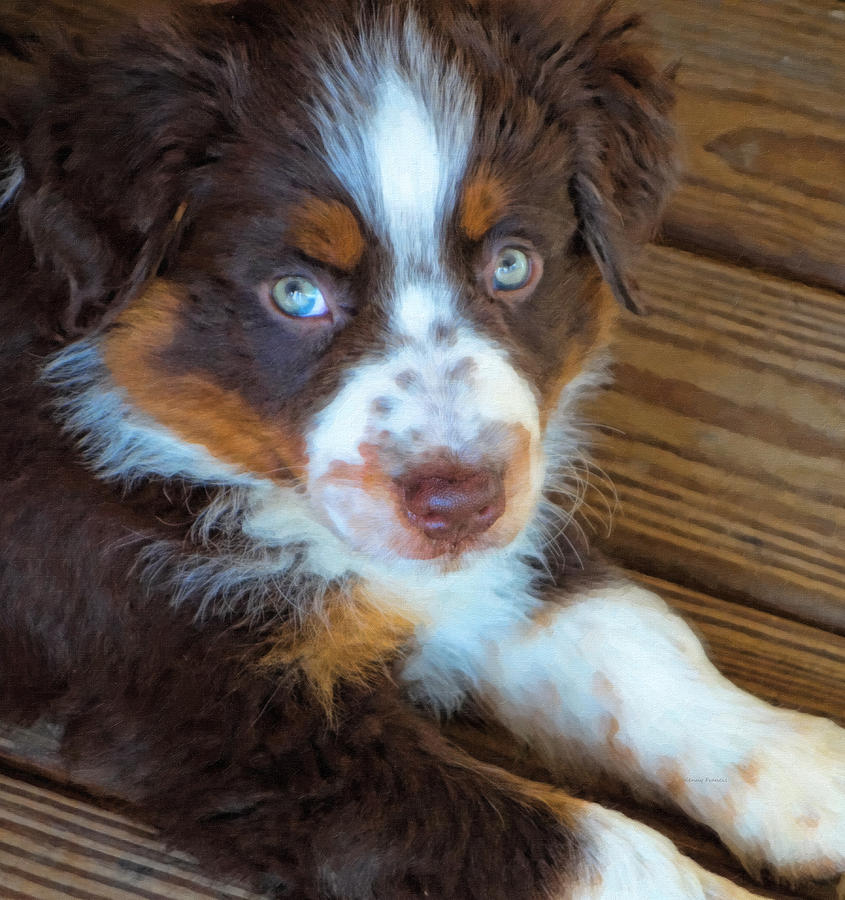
[{"x1": 0, "y1": 1, "x2": 842, "y2": 897}]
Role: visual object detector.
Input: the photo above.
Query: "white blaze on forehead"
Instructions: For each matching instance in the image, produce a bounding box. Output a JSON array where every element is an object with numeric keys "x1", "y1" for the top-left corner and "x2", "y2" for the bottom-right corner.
[
  {"x1": 314, "y1": 14, "x2": 476, "y2": 261},
  {"x1": 313, "y1": 15, "x2": 479, "y2": 342},
  {"x1": 372, "y1": 78, "x2": 443, "y2": 241}
]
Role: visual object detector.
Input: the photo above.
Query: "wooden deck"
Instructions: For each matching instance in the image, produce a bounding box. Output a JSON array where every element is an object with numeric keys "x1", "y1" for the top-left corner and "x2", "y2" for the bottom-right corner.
[{"x1": 1, "y1": 1, "x2": 843, "y2": 897}]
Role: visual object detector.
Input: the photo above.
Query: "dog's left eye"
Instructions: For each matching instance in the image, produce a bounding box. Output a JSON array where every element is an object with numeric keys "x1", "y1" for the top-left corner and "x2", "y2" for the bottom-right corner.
[
  {"x1": 482, "y1": 243, "x2": 543, "y2": 301},
  {"x1": 492, "y1": 247, "x2": 531, "y2": 291},
  {"x1": 271, "y1": 276, "x2": 328, "y2": 318}
]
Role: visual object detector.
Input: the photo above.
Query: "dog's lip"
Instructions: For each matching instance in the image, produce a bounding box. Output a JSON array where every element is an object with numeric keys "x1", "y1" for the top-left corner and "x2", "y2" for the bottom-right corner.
[{"x1": 415, "y1": 530, "x2": 490, "y2": 559}]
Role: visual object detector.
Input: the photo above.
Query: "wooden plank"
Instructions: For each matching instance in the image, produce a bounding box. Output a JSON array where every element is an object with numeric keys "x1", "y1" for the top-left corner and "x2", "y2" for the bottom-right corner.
[
  {"x1": 632, "y1": 0, "x2": 845, "y2": 291},
  {"x1": 1, "y1": 572, "x2": 842, "y2": 898},
  {"x1": 629, "y1": 572, "x2": 845, "y2": 724},
  {"x1": 582, "y1": 243, "x2": 845, "y2": 631},
  {"x1": 0, "y1": 766, "x2": 262, "y2": 899}
]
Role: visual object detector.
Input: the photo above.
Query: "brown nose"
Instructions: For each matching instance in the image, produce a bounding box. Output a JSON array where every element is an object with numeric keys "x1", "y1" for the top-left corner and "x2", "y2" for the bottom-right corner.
[{"x1": 400, "y1": 466, "x2": 505, "y2": 541}]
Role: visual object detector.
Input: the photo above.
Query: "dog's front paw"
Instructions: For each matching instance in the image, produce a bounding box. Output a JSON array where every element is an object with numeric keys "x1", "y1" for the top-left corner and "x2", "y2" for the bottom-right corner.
[
  {"x1": 682, "y1": 711, "x2": 845, "y2": 883},
  {"x1": 570, "y1": 804, "x2": 761, "y2": 899}
]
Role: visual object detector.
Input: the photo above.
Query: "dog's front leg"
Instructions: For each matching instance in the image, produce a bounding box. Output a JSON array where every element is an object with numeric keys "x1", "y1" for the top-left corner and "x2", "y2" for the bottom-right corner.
[
  {"x1": 470, "y1": 577, "x2": 845, "y2": 884},
  {"x1": 54, "y1": 644, "x2": 761, "y2": 900}
]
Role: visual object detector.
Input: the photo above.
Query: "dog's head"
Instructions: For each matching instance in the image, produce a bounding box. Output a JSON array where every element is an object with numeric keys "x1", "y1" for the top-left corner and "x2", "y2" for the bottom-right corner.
[{"x1": 2, "y1": 0, "x2": 675, "y2": 588}]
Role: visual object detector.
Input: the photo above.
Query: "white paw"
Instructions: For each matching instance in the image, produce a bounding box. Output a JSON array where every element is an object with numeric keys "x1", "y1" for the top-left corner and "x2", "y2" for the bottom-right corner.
[
  {"x1": 570, "y1": 803, "x2": 761, "y2": 899},
  {"x1": 682, "y1": 711, "x2": 845, "y2": 882}
]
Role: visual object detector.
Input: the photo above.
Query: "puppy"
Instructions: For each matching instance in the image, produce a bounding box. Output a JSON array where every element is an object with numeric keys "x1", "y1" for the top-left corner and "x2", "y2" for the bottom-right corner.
[{"x1": 0, "y1": 1, "x2": 842, "y2": 897}]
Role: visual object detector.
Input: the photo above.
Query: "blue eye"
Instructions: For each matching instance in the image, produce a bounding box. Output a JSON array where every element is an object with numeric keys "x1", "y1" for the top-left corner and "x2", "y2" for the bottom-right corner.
[
  {"x1": 492, "y1": 247, "x2": 531, "y2": 291},
  {"x1": 271, "y1": 276, "x2": 328, "y2": 318}
]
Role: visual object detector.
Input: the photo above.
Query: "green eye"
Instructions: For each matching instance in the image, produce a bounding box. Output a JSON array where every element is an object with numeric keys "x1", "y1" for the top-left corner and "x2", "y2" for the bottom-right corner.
[
  {"x1": 492, "y1": 247, "x2": 531, "y2": 291},
  {"x1": 271, "y1": 276, "x2": 328, "y2": 317}
]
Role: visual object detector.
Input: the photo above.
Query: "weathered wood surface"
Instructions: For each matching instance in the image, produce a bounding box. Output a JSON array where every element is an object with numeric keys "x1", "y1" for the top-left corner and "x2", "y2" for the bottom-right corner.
[
  {"x1": 0, "y1": 768, "x2": 262, "y2": 899},
  {"x1": 1, "y1": 573, "x2": 841, "y2": 899},
  {"x1": 633, "y1": 0, "x2": 845, "y2": 292},
  {"x1": 584, "y1": 243, "x2": 845, "y2": 632}
]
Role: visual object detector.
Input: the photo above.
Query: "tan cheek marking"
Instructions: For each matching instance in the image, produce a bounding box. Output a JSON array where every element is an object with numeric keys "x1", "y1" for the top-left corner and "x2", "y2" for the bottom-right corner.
[
  {"x1": 459, "y1": 171, "x2": 509, "y2": 240},
  {"x1": 288, "y1": 198, "x2": 365, "y2": 271},
  {"x1": 539, "y1": 279, "x2": 618, "y2": 429},
  {"x1": 102, "y1": 282, "x2": 306, "y2": 478},
  {"x1": 260, "y1": 584, "x2": 417, "y2": 716},
  {"x1": 318, "y1": 443, "x2": 447, "y2": 561},
  {"x1": 498, "y1": 422, "x2": 538, "y2": 542},
  {"x1": 322, "y1": 442, "x2": 402, "y2": 528}
]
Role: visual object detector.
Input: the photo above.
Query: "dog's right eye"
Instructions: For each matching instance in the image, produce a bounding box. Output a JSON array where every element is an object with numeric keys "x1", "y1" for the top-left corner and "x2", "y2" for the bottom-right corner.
[
  {"x1": 481, "y1": 241, "x2": 543, "y2": 302},
  {"x1": 271, "y1": 276, "x2": 328, "y2": 318},
  {"x1": 492, "y1": 247, "x2": 531, "y2": 291}
]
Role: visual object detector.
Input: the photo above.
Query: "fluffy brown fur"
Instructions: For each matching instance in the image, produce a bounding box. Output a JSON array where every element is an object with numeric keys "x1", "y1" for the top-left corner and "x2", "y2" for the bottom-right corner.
[{"x1": 0, "y1": 1, "x2": 678, "y2": 896}]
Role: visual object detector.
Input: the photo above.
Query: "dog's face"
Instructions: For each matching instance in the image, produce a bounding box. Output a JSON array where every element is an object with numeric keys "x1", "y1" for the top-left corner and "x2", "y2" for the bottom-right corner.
[{"x1": 4, "y1": 0, "x2": 674, "y2": 584}]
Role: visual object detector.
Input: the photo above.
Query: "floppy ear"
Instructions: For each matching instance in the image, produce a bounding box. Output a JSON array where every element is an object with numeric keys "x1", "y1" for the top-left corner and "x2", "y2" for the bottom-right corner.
[
  {"x1": 481, "y1": 0, "x2": 677, "y2": 313},
  {"x1": 564, "y1": 9, "x2": 677, "y2": 314},
  {"x1": 0, "y1": 1, "x2": 236, "y2": 337}
]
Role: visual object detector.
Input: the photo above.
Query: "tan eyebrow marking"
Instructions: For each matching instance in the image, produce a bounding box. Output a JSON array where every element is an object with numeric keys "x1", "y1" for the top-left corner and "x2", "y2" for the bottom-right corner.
[
  {"x1": 288, "y1": 198, "x2": 365, "y2": 271},
  {"x1": 459, "y1": 171, "x2": 509, "y2": 240}
]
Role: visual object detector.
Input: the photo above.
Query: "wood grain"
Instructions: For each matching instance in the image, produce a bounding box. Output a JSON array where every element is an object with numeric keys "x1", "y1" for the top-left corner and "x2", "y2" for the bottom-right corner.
[
  {"x1": 632, "y1": 0, "x2": 845, "y2": 291},
  {"x1": 583, "y1": 243, "x2": 845, "y2": 631},
  {"x1": 0, "y1": 769, "x2": 261, "y2": 899}
]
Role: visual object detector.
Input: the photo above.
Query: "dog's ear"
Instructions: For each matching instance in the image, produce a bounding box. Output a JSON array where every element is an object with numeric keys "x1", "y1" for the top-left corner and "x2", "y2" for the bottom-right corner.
[
  {"x1": 479, "y1": 0, "x2": 677, "y2": 314},
  {"x1": 0, "y1": 1, "x2": 237, "y2": 337},
  {"x1": 563, "y1": 9, "x2": 677, "y2": 315}
]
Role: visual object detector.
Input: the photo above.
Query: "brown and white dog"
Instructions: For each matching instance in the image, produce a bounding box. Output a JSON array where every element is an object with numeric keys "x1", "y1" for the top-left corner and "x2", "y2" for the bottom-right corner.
[{"x1": 0, "y1": 1, "x2": 842, "y2": 897}]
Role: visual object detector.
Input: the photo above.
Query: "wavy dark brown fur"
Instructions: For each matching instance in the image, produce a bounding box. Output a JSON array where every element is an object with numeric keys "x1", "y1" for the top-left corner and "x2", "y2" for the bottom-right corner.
[{"x1": 0, "y1": 0, "x2": 676, "y2": 895}]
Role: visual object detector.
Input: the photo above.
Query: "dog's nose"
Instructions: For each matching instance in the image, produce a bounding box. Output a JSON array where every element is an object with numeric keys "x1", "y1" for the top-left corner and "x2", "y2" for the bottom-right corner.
[{"x1": 400, "y1": 466, "x2": 505, "y2": 541}]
